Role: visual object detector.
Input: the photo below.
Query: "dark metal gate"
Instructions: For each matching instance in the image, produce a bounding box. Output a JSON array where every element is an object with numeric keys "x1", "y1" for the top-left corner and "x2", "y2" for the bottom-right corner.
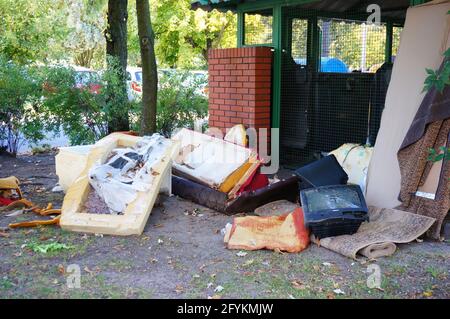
[{"x1": 280, "y1": 11, "x2": 400, "y2": 166}]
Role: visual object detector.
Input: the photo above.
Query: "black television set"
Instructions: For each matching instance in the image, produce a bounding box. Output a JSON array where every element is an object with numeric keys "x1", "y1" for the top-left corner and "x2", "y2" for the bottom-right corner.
[{"x1": 300, "y1": 184, "x2": 369, "y2": 239}]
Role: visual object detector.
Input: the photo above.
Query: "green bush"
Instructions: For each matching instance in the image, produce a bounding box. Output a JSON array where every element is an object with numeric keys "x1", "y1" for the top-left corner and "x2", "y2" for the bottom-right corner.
[
  {"x1": 142, "y1": 70, "x2": 208, "y2": 137},
  {"x1": 0, "y1": 57, "x2": 45, "y2": 155},
  {"x1": 39, "y1": 58, "x2": 136, "y2": 146}
]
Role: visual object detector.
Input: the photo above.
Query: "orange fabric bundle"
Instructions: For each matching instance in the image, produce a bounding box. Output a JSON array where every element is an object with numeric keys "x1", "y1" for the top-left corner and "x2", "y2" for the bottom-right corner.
[{"x1": 224, "y1": 208, "x2": 310, "y2": 253}]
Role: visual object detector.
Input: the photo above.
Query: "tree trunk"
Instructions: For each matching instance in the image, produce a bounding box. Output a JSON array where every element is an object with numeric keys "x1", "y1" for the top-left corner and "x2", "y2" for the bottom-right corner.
[
  {"x1": 136, "y1": 0, "x2": 157, "y2": 135},
  {"x1": 105, "y1": 0, "x2": 129, "y2": 132}
]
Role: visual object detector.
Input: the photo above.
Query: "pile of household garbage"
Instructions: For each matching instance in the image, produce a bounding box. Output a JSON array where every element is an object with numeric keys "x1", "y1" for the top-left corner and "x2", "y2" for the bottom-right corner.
[{"x1": 0, "y1": 124, "x2": 439, "y2": 260}]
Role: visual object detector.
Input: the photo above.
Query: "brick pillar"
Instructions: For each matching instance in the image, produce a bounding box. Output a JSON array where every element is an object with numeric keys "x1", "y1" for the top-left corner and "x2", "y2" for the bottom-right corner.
[{"x1": 207, "y1": 47, "x2": 272, "y2": 144}]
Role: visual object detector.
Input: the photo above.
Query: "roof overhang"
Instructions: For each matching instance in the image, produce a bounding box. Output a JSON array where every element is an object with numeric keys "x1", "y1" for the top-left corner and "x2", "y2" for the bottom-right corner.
[{"x1": 191, "y1": 0, "x2": 410, "y2": 20}]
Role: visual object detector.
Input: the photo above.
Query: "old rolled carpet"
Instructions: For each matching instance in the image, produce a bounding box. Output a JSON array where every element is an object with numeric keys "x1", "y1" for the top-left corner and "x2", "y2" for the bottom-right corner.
[
  {"x1": 314, "y1": 207, "x2": 435, "y2": 259},
  {"x1": 224, "y1": 208, "x2": 309, "y2": 253},
  {"x1": 397, "y1": 77, "x2": 450, "y2": 239}
]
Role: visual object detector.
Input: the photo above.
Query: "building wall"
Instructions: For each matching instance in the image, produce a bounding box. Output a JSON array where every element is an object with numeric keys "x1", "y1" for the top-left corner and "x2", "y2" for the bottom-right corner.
[{"x1": 207, "y1": 47, "x2": 273, "y2": 141}]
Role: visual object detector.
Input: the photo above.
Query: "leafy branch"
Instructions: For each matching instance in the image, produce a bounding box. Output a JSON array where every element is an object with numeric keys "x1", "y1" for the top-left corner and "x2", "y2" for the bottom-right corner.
[
  {"x1": 423, "y1": 48, "x2": 450, "y2": 93},
  {"x1": 428, "y1": 146, "x2": 450, "y2": 163}
]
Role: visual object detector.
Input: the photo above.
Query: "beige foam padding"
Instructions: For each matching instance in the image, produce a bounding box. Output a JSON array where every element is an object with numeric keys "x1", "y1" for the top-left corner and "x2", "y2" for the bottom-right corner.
[
  {"x1": 316, "y1": 207, "x2": 435, "y2": 259},
  {"x1": 366, "y1": 1, "x2": 450, "y2": 208},
  {"x1": 224, "y1": 208, "x2": 310, "y2": 253},
  {"x1": 60, "y1": 133, "x2": 177, "y2": 236},
  {"x1": 56, "y1": 145, "x2": 92, "y2": 191},
  {"x1": 224, "y1": 124, "x2": 247, "y2": 146}
]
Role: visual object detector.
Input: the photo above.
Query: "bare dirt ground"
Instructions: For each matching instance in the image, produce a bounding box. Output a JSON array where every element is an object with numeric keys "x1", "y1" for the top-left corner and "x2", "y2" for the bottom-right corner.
[{"x1": 0, "y1": 153, "x2": 449, "y2": 299}]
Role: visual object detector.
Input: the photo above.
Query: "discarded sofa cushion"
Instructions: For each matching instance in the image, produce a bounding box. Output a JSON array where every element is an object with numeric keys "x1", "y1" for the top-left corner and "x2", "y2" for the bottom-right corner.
[
  {"x1": 56, "y1": 145, "x2": 93, "y2": 192},
  {"x1": 294, "y1": 155, "x2": 348, "y2": 190},
  {"x1": 0, "y1": 176, "x2": 21, "y2": 190},
  {"x1": 329, "y1": 143, "x2": 373, "y2": 193},
  {"x1": 224, "y1": 208, "x2": 310, "y2": 253},
  {"x1": 224, "y1": 124, "x2": 247, "y2": 146},
  {"x1": 0, "y1": 176, "x2": 22, "y2": 206},
  {"x1": 236, "y1": 170, "x2": 269, "y2": 196}
]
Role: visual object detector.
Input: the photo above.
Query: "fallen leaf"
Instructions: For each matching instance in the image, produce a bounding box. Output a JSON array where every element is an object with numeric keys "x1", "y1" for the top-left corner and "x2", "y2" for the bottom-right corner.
[
  {"x1": 175, "y1": 285, "x2": 184, "y2": 294},
  {"x1": 0, "y1": 231, "x2": 10, "y2": 238},
  {"x1": 57, "y1": 264, "x2": 65, "y2": 275},
  {"x1": 423, "y1": 290, "x2": 433, "y2": 298},
  {"x1": 6, "y1": 210, "x2": 24, "y2": 217},
  {"x1": 243, "y1": 259, "x2": 254, "y2": 267},
  {"x1": 333, "y1": 289, "x2": 345, "y2": 295},
  {"x1": 84, "y1": 266, "x2": 94, "y2": 275},
  {"x1": 214, "y1": 285, "x2": 224, "y2": 292},
  {"x1": 291, "y1": 280, "x2": 308, "y2": 290},
  {"x1": 208, "y1": 294, "x2": 222, "y2": 299}
]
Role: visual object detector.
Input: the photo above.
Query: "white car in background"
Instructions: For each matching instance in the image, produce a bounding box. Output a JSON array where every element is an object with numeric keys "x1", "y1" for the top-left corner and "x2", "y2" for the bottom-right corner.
[{"x1": 126, "y1": 67, "x2": 143, "y2": 101}]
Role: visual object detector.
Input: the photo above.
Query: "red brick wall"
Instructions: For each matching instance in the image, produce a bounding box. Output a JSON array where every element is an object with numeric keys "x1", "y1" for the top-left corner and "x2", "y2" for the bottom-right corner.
[{"x1": 208, "y1": 47, "x2": 272, "y2": 138}]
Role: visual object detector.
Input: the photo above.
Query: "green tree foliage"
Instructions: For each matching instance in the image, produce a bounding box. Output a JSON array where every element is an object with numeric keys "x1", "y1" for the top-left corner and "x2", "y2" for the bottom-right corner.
[
  {"x1": 150, "y1": 0, "x2": 236, "y2": 69},
  {"x1": 0, "y1": 0, "x2": 67, "y2": 64},
  {"x1": 0, "y1": 0, "x2": 236, "y2": 69},
  {"x1": 63, "y1": 0, "x2": 107, "y2": 68},
  {"x1": 325, "y1": 20, "x2": 386, "y2": 72}
]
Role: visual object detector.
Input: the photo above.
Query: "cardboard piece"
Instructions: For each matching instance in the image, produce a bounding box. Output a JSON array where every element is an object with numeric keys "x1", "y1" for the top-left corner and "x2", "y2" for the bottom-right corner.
[{"x1": 366, "y1": 1, "x2": 450, "y2": 208}]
